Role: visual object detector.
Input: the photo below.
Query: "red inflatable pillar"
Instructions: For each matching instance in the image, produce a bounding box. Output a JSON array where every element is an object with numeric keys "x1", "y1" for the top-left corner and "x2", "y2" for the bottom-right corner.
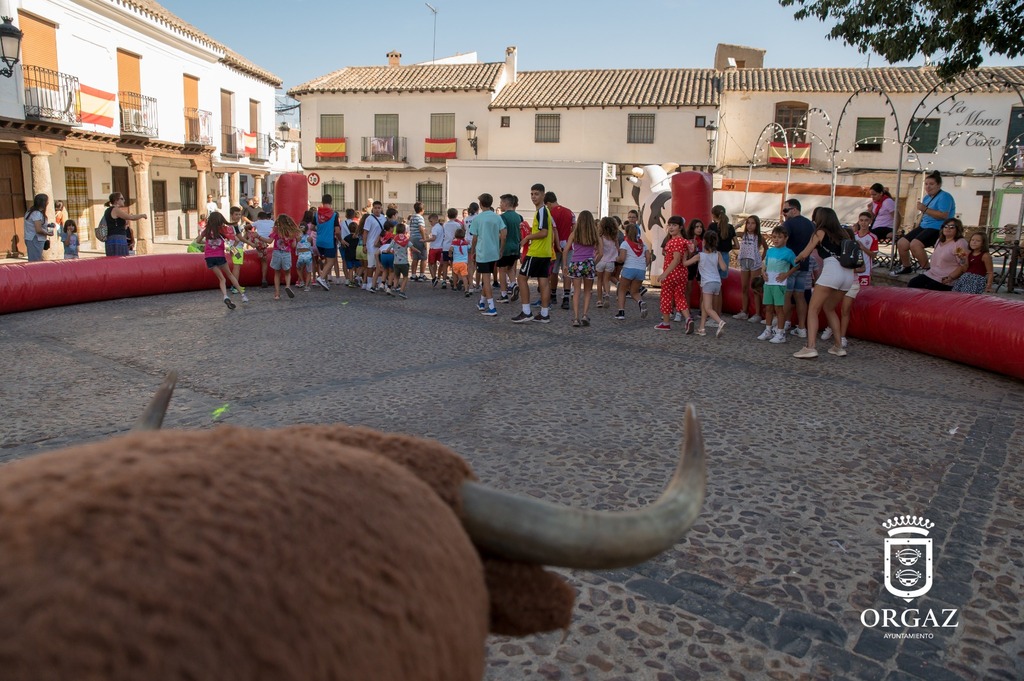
[
  {"x1": 670, "y1": 172, "x2": 713, "y2": 228},
  {"x1": 274, "y1": 173, "x2": 310, "y2": 223}
]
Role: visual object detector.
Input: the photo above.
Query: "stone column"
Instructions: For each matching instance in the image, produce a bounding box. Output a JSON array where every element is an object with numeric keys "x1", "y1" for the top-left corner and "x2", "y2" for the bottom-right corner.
[
  {"x1": 21, "y1": 141, "x2": 57, "y2": 258},
  {"x1": 229, "y1": 171, "x2": 240, "y2": 210},
  {"x1": 254, "y1": 174, "x2": 264, "y2": 205},
  {"x1": 127, "y1": 154, "x2": 153, "y2": 254}
]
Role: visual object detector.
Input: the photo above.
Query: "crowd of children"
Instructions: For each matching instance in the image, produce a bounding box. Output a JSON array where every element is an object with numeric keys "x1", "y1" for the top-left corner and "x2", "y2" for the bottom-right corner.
[{"x1": 188, "y1": 193, "x2": 997, "y2": 359}]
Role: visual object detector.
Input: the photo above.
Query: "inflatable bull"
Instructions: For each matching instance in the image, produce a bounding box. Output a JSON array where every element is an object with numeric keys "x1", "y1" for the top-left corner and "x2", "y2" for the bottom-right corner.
[
  {"x1": 0, "y1": 374, "x2": 706, "y2": 681},
  {"x1": 627, "y1": 163, "x2": 679, "y2": 280}
]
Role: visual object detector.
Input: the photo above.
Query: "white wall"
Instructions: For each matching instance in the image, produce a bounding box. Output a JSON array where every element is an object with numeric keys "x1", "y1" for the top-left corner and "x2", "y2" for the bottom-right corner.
[{"x1": 484, "y1": 107, "x2": 718, "y2": 166}]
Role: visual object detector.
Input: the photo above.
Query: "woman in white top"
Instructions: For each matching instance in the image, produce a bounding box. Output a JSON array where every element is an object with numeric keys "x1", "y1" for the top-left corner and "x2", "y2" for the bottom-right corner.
[{"x1": 23, "y1": 194, "x2": 54, "y2": 262}]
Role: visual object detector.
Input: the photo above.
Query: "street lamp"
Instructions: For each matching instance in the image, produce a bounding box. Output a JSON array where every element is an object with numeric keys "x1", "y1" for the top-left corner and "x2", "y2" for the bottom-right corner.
[
  {"x1": 466, "y1": 121, "x2": 478, "y2": 157},
  {"x1": 0, "y1": 17, "x2": 24, "y2": 79},
  {"x1": 704, "y1": 121, "x2": 718, "y2": 171}
]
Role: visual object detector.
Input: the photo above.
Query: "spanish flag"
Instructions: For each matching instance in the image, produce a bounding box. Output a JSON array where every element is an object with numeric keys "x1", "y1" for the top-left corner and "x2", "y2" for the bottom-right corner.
[
  {"x1": 78, "y1": 84, "x2": 116, "y2": 128},
  {"x1": 315, "y1": 137, "x2": 347, "y2": 159},
  {"x1": 768, "y1": 142, "x2": 811, "y2": 166},
  {"x1": 424, "y1": 137, "x2": 457, "y2": 160},
  {"x1": 243, "y1": 131, "x2": 257, "y2": 156}
]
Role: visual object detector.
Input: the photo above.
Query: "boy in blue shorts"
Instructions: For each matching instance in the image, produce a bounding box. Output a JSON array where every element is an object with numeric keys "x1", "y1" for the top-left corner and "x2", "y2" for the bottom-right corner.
[{"x1": 759, "y1": 226, "x2": 799, "y2": 343}]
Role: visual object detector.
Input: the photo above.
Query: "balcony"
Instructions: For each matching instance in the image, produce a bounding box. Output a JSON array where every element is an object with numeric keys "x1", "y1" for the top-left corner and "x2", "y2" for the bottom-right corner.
[
  {"x1": 251, "y1": 133, "x2": 271, "y2": 162},
  {"x1": 119, "y1": 91, "x2": 159, "y2": 137},
  {"x1": 23, "y1": 66, "x2": 81, "y2": 126},
  {"x1": 424, "y1": 137, "x2": 457, "y2": 163},
  {"x1": 221, "y1": 125, "x2": 241, "y2": 158},
  {"x1": 184, "y1": 108, "x2": 213, "y2": 145},
  {"x1": 361, "y1": 136, "x2": 407, "y2": 162}
]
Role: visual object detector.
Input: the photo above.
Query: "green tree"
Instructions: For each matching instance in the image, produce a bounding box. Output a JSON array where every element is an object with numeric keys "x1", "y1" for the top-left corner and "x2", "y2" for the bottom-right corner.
[{"x1": 779, "y1": 0, "x2": 1024, "y2": 78}]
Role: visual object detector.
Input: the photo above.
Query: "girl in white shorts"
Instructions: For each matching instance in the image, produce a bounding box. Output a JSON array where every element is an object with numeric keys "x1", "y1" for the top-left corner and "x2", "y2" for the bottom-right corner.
[{"x1": 595, "y1": 217, "x2": 619, "y2": 307}]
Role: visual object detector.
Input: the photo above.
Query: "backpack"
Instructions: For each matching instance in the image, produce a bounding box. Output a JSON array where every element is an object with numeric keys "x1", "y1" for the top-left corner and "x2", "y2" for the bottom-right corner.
[
  {"x1": 838, "y1": 237, "x2": 863, "y2": 269},
  {"x1": 95, "y1": 208, "x2": 110, "y2": 242}
]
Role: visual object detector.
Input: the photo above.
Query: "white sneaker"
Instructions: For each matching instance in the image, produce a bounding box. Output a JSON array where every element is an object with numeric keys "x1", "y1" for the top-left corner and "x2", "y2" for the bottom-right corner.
[
  {"x1": 841, "y1": 336, "x2": 848, "y2": 349},
  {"x1": 732, "y1": 312, "x2": 749, "y2": 320},
  {"x1": 769, "y1": 329, "x2": 787, "y2": 344},
  {"x1": 748, "y1": 314, "x2": 763, "y2": 323},
  {"x1": 673, "y1": 312, "x2": 683, "y2": 323},
  {"x1": 757, "y1": 327, "x2": 774, "y2": 341},
  {"x1": 783, "y1": 321, "x2": 792, "y2": 332},
  {"x1": 791, "y1": 327, "x2": 807, "y2": 338},
  {"x1": 707, "y1": 320, "x2": 719, "y2": 328},
  {"x1": 821, "y1": 328, "x2": 834, "y2": 341}
]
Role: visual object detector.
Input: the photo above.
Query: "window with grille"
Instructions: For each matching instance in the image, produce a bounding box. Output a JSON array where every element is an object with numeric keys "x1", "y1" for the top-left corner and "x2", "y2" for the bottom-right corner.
[
  {"x1": 1003, "y1": 107, "x2": 1024, "y2": 170},
  {"x1": 180, "y1": 177, "x2": 198, "y2": 212},
  {"x1": 774, "y1": 102, "x2": 807, "y2": 144},
  {"x1": 695, "y1": 115, "x2": 707, "y2": 128},
  {"x1": 375, "y1": 114, "x2": 399, "y2": 138},
  {"x1": 322, "y1": 181, "x2": 345, "y2": 208},
  {"x1": 320, "y1": 114, "x2": 344, "y2": 138},
  {"x1": 855, "y1": 117, "x2": 885, "y2": 152},
  {"x1": 417, "y1": 182, "x2": 443, "y2": 215},
  {"x1": 627, "y1": 114, "x2": 655, "y2": 144},
  {"x1": 500, "y1": 116, "x2": 510, "y2": 128},
  {"x1": 430, "y1": 113, "x2": 455, "y2": 139},
  {"x1": 535, "y1": 114, "x2": 560, "y2": 143},
  {"x1": 909, "y1": 117, "x2": 940, "y2": 154}
]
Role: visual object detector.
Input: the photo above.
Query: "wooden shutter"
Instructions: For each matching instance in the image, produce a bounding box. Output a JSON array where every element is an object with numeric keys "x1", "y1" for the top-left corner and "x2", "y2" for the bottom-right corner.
[
  {"x1": 17, "y1": 11, "x2": 58, "y2": 72},
  {"x1": 117, "y1": 50, "x2": 141, "y2": 102},
  {"x1": 183, "y1": 75, "x2": 199, "y2": 111},
  {"x1": 249, "y1": 99, "x2": 259, "y2": 133}
]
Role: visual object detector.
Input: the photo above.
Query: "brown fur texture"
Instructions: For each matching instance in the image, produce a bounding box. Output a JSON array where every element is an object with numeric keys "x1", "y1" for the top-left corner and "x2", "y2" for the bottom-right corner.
[{"x1": 0, "y1": 425, "x2": 574, "y2": 681}]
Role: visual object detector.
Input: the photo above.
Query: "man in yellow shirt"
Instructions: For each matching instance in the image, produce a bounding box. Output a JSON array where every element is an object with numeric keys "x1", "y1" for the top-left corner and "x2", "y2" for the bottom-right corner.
[{"x1": 511, "y1": 183, "x2": 555, "y2": 323}]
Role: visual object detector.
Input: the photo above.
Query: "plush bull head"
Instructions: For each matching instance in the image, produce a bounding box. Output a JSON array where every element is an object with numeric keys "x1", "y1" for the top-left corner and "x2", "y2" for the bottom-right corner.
[{"x1": 0, "y1": 374, "x2": 705, "y2": 681}]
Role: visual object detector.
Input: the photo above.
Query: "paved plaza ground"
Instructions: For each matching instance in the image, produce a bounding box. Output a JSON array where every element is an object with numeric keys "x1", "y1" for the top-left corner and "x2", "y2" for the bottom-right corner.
[{"x1": 2, "y1": 278, "x2": 1022, "y2": 680}]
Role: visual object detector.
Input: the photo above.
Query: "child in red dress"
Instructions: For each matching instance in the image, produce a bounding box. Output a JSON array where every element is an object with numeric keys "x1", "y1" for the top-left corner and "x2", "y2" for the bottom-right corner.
[{"x1": 656, "y1": 216, "x2": 695, "y2": 333}]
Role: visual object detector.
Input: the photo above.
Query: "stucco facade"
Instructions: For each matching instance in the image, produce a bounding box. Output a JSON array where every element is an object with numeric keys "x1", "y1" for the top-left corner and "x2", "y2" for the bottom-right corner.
[{"x1": 0, "y1": 0, "x2": 280, "y2": 257}]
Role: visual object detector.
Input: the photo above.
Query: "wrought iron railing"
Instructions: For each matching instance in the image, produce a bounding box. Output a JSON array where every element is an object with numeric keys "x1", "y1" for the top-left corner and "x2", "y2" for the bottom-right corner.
[
  {"x1": 361, "y1": 136, "x2": 408, "y2": 162},
  {"x1": 119, "y1": 91, "x2": 158, "y2": 137},
  {"x1": 251, "y1": 133, "x2": 271, "y2": 162},
  {"x1": 222, "y1": 125, "x2": 241, "y2": 157},
  {"x1": 184, "y1": 108, "x2": 213, "y2": 145},
  {"x1": 23, "y1": 65, "x2": 80, "y2": 125}
]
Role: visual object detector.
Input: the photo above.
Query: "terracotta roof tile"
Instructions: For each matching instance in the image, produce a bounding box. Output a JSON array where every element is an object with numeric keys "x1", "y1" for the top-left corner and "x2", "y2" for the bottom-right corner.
[
  {"x1": 288, "y1": 63, "x2": 505, "y2": 96},
  {"x1": 489, "y1": 69, "x2": 719, "y2": 109},
  {"x1": 722, "y1": 67, "x2": 1024, "y2": 94},
  {"x1": 121, "y1": 0, "x2": 282, "y2": 87}
]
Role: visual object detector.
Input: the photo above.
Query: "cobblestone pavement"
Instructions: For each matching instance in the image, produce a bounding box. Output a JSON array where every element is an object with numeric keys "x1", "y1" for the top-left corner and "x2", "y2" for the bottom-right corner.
[{"x1": 2, "y1": 280, "x2": 1022, "y2": 681}]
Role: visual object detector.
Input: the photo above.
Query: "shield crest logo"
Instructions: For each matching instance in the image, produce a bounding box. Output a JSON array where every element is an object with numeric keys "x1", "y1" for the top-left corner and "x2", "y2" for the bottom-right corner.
[{"x1": 884, "y1": 536, "x2": 933, "y2": 601}]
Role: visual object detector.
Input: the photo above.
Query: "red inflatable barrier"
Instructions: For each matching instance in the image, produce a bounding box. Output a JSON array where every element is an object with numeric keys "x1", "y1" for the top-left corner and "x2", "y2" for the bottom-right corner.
[
  {"x1": 670, "y1": 172, "x2": 713, "y2": 228},
  {"x1": 0, "y1": 254, "x2": 265, "y2": 315},
  {"x1": 3, "y1": 257, "x2": 1024, "y2": 380},
  {"x1": 274, "y1": 172, "x2": 309, "y2": 222}
]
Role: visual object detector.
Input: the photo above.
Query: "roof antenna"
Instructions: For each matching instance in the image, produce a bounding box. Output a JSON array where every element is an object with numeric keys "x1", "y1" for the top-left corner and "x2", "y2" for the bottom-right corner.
[{"x1": 425, "y1": 3, "x2": 438, "y2": 65}]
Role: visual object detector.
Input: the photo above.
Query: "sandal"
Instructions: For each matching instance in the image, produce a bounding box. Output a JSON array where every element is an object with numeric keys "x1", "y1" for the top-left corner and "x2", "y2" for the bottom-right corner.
[
  {"x1": 696, "y1": 329, "x2": 706, "y2": 336},
  {"x1": 582, "y1": 316, "x2": 591, "y2": 327},
  {"x1": 571, "y1": 319, "x2": 581, "y2": 327}
]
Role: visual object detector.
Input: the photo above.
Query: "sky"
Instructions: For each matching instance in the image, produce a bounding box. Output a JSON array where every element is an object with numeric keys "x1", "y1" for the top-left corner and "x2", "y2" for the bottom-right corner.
[{"x1": 159, "y1": 0, "x2": 1020, "y2": 123}]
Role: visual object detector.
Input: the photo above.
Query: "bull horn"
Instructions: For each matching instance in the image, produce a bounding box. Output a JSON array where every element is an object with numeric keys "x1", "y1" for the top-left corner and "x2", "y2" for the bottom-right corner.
[
  {"x1": 460, "y1": 404, "x2": 705, "y2": 569},
  {"x1": 133, "y1": 371, "x2": 178, "y2": 430},
  {"x1": 661, "y1": 162, "x2": 680, "y2": 174}
]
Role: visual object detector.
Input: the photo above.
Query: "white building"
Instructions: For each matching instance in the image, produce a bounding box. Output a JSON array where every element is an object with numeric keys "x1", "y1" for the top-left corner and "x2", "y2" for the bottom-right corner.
[
  {"x1": 290, "y1": 46, "x2": 1024, "y2": 234},
  {"x1": 0, "y1": 0, "x2": 281, "y2": 256}
]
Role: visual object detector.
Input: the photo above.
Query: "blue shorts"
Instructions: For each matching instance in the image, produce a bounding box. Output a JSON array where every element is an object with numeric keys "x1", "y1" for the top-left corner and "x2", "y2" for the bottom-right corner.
[
  {"x1": 317, "y1": 246, "x2": 337, "y2": 258},
  {"x1": 719, "y1": 251, "x2": 730, "y2": 279},
  {"x1": 297, "y1": 253, "x2": 313, "y2": 271},
  {"x1": 786, "y1": 269, "x2": 812, "y2": 292},
  {"x1": 270, "y1": 249, "x2": 292, "y2": 271},
  {"x1": 620, "y1": 267, "x2": 645, "y2": 281},
  {"x1": 379, "y1": 253, "x2": 395, "y2": 269},
  {"x1": 205, "y1": 256, "x2": 227, "y2": 269},
  {"x1": 344, "y1": 259, "x2": 358, "y2": 270}
]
